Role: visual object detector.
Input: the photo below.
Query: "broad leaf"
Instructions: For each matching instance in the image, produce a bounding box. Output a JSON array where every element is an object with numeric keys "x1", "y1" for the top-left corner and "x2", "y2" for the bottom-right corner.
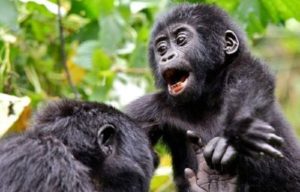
[
  {"x1": 74, "y1": 40, "x2": 100, "y2": 69},
  {"x1": 0, "y1": 0, "x2": 18, "y2": 30}
]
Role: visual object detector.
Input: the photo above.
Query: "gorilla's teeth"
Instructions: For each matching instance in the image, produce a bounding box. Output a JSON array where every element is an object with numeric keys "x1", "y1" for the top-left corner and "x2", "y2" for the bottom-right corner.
[
  {"x1": 170, "y1": 82, "x2": 183, "y2": 93},
  {"x1": 167, "y1": 72, "x2": 189, "y2": 95}
]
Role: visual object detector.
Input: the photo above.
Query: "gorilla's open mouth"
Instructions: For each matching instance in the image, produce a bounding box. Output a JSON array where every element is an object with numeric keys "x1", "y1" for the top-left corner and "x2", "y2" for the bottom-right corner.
[{"x1": 163, "y1": 68, "x2": 190, "y2": 95}]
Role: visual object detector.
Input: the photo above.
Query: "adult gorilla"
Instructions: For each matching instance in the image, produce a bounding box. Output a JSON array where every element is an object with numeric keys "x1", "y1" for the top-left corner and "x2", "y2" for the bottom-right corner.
[{"x1": 0, "y1": 100, "x2": 155, "y2": 192}]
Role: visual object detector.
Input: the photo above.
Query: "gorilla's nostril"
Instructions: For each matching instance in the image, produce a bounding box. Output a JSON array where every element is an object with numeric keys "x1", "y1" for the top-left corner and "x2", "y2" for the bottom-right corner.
[
  {"x1": 168, "y1": 54, "x2": 175, "y2": 60},
  {"x1": 162, "y1": 57, "x2": 167, "y2": 62}
]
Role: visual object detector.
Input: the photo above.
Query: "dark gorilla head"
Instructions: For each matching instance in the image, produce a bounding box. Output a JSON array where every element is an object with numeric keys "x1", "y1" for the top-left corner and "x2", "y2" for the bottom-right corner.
[
  {"x1": 149, "y1": 4, "x2": 246, "y2": 103},
  {"x1": 32, "y1": 100, "x2": 155, "y2": 192}
]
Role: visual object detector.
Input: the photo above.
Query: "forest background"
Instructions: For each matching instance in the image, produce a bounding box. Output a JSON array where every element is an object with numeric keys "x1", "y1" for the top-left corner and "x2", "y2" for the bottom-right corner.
[{"x1": 1, "y1": 0, "x2": 300, "y2": 191}]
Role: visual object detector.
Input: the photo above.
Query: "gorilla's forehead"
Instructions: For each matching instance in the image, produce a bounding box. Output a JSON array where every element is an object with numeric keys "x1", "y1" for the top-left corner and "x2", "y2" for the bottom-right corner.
[
  {"x1": 152, "y1": 23, "x2": 195, "y2": 44},
  {"x1": 152, "y1": 20, "x2": 188, "y2": 36}
]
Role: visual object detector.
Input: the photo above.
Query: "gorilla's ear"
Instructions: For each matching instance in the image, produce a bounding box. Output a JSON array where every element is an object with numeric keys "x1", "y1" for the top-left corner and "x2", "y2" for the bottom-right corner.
[
  {"x1": 224, "y1": 30, "x2": 239, "y2": 55},
  {"x1": 97, "y1": 124, "x2": 116, "y2": 156}
]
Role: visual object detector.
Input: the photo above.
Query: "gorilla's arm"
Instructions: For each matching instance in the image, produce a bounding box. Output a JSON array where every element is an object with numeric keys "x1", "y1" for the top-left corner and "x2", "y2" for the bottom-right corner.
[
  {"x1": 225, "y1": 66, "x2": 284, "y2": 157},
  {"x1": 125, "y1": 93, "x2": 164, "y2": 145},
  {"x1": 202, "y1": 61, "x2": 300, "y2": 191},
  {"x1": 204, "y1": 62, "x2": 285, "y2": 170},
  {"x1": 125, "y1": 93, "x2": 162, "y2": 122}
]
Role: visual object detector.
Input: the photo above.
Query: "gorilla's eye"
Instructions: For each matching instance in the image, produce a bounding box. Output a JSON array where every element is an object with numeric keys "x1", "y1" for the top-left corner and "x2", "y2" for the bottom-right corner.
[
  {"x1": 156, "y1": 42, "x2": 168, "y2": 55},
  {"x1": 176, "y1": 33, "x2": 187, "y2": 46}
]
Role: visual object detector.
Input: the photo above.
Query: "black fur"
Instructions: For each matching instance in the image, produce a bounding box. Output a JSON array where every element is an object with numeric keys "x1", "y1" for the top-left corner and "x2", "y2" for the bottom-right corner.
[
  {"x1": 0, "y1": 100, "x2": 154, "y2": 192},
  {"x1": 125, "y1": 4, "x2": 300, "y2": 192}
]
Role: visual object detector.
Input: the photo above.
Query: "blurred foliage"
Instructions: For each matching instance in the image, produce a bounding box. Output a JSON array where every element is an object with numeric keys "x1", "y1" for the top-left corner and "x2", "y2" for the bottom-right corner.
[
  {"x1": 188, "y1": 0, "x2": 300, "y2": 38},
  {"x1": 0, "y1": 0, "x2": 300, "y2": 191}
]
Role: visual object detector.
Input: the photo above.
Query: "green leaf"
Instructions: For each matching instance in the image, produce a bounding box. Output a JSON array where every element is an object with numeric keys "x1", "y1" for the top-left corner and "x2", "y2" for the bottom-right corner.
[
  {"x1": 205, "y1": 0, "x2": 239, "y2": 12},
  {"x1": 0, "y1": 0, "x2": 18, "y2": 30},
  {"x1": 129, "y1": 43, "x2": 147, "y2": 68},
  {"x1": 92, "y1": 49, "x2": 112, "y2": 70},
  {"x1": 150, "y1": 175, "x2": 173, "y2": 191},
  {"x1": 70, "y1": 0, "x2": 114, "y2": 19},
  {"x1": 74, "y1": 40, "x2": 100, "y2": 69},
  {"x1": 261, "y1": 0, "x2": 300, "y2": 23},
  {"x1": 83, "y1": 71, "x2": 115, "y2": 101},
  {"x1": 234, "y1": 0, "x2": 269, "y2": 37},
  {"x1": 118, "y1": 1, "x2": 131, "y2": 20},
  {"x1": 70, "y1": 0, "x2": 100, "y2": 19},
  {"x1": 70, "y1": 20, "x2": 100, "y2": 42},
  {"x1": 99, "y1": 0, "x2": 114, "y2": 16},
  {"x1": 99, "y1": 13, "x2": 124, "y2": 54}
]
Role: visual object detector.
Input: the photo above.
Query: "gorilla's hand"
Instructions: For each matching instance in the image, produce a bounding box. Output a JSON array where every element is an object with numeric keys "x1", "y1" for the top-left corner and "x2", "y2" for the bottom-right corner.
[
  {"x1": 185, "y1": 168, "x2": 206, "y2": 192},
  {"x1": 185, "y1": 130, "x2": 206, "y2": 192},
  {"x1": 203, "y1": 137, "x2": 237, "y2": 172},
  {"x1": 185, "y1": 131, "x2": 237, "y2": 192},
  {"x1": 225, "y1": 119, "x2": 284, "y2": 158}
]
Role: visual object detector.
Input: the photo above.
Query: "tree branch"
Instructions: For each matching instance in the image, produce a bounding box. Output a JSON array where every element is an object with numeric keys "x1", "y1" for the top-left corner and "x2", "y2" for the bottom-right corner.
[
  {"x1": 57, "y1": 0, "x2": 79, "y2": 99},
  {"x1": 112, "y1": 67, "x2": 150, "y2": 74}
]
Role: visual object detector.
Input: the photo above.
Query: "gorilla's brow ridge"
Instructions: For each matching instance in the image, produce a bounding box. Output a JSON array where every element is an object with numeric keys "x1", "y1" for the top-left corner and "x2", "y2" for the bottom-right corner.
[{"x1": 154, "y1": 35, "x2": 167, "y2": 45}]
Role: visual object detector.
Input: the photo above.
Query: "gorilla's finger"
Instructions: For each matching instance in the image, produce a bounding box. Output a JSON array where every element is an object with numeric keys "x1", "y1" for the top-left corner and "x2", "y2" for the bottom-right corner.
[
  {"x1": 244, "y1": 140, "x2": 284, "y2": 158},
  {"x1": 184, "y1": 168, "x2": 197, "y2": 184},
  {"x1": 211, "y1": 137, "x2": 228, "y2": 165},
  {"x1": 268, "y1": 134, "x2": 284, "y2": 146},
  {"x1": 184, "y1": 168, "x2": 205, "y2": 192},
  {"x1": 204, "y1": 137, "x2": 220, "y2": 162},
  {"x1": 221, "y1": 145, "x2": 237, "y2": 166},
  {"x1": 252, "y1": 122, "x2": 275, "y2": 133},
  {"x1": 187, "y1": 130, "x2": 203, "y2": 148},
  {"x1": 245, "y1": 131, "x2": 284, "y2": 146},
  {"x1": 256, "y1": 143, "x2": 284, "y2": 158}
]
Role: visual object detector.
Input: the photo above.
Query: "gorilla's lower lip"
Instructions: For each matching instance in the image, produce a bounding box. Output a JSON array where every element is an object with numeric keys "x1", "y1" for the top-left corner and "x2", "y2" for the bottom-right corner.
[
  {"x1": 168, "y1": 77, "x2": 188, "y2": 95},
  {"x1": 163, "y1": 68, "x2": 190, "y2": 95}
]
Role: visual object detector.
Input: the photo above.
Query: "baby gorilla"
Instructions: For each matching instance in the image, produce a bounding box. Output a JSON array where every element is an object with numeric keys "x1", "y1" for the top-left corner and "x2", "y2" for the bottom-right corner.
[
  {"x1": 126, "y1": 3, "x2": 300, "y2": 192},
  {"x1": 0, "y1": 100, "x2": 154, "y2": 192}
]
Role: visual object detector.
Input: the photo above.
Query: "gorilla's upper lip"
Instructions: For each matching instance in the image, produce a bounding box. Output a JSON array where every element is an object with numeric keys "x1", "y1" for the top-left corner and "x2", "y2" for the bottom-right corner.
[{"x1": 162, "y1": 68, "x2": 190, "y2": 95}]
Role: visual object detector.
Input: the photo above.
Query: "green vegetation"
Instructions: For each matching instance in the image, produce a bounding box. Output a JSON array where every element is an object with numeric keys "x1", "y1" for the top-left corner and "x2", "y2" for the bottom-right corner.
[{"x1": 0, "y1": 0, "x2": 300, "y2": 191}]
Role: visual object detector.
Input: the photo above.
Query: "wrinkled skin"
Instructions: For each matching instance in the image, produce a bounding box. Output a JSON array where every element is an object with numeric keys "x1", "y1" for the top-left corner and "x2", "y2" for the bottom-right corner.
[{"x1": 185, "y1": 131, "x2": 237, "y2": 192}]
